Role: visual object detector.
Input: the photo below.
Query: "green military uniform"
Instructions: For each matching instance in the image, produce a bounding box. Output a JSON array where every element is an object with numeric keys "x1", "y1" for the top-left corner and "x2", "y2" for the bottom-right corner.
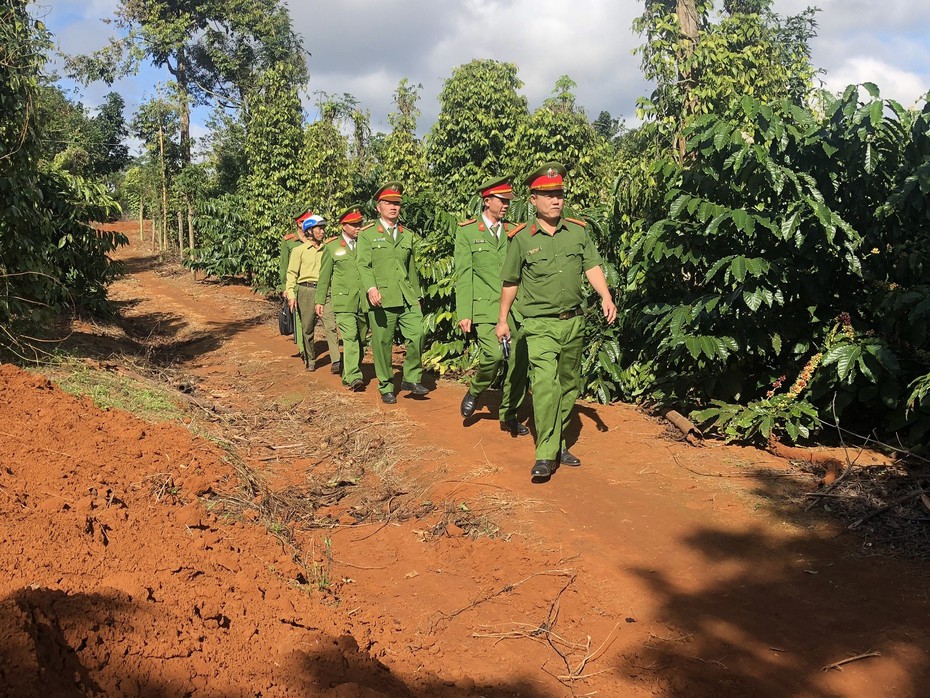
[
  {"x1": 278, "y1": 233, "x2": 303, "y2": 347},
  {"x1": 356, "y1": 218, "x2": 424, "y2": 394},
  {"x1": 501, "y1": 216, "x2": 603, "y2": 460},
  {"x1": 454, "y1": 215, "x2": 527, "y2": 423},
  {"x1": 286, "y1": 239, "x2": 340, "y2": 370},
  {"x1": 317, "y1": 233, "x2": 368, "y2": 386}
]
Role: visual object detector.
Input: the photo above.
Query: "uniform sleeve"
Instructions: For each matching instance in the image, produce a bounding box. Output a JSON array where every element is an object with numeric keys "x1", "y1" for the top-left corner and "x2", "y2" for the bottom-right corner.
[
  {"x1": 500, "y1": 234, "x2": 523, "y2": 284},
  {"x1": 285, "y1": 246, "x2": 302, "y2": 301},
  {"x1": 317, "y1": 245, "x2": 334, "y2": 300},
  {"x1": 581, "y1": 232, "x2": 604, "y2": 273},
  {"x1": 277, "y1": 241, "x2": 290, "y2": 291},
  {"x1": 453, "y1": 229, "x2": 473, "y2": 319},
  {"x1": 356, "y1": 230, "x2": 377, "y2": 292},
  {"x1": 407, "y1": 235, "x2": 422, "y2": 299}
]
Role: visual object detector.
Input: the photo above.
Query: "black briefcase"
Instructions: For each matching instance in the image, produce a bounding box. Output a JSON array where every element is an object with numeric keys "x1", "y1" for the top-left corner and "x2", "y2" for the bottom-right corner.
[{"x1": 278, "y1": 300, "x2": 295, "y2": 336}]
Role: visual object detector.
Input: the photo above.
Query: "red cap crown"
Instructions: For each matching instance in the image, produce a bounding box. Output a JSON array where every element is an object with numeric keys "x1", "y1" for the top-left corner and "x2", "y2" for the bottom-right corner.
[
  {"x1": 340, "y1": 210, "x2": 363, "y2": 224},
  {"x1": 481, "y1": 182, "x2": 514, "y2": 199}
]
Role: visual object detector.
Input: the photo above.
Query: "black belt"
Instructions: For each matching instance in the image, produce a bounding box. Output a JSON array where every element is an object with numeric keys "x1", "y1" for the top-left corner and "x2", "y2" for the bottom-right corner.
[
  {"x1": 557, "y1": 307, "x2": 583, "y2": 320},
  {"x1": 534, "y1": 307, "x2": 583, "y2": 320},
  {"x1": 298, "y1": 281, "x2": 317, "y2": 287}
]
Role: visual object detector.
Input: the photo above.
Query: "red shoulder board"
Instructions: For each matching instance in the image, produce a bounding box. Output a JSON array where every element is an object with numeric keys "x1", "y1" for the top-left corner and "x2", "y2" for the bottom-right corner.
[
  {"x1": 398, "y1": 224, "x2": 404, "y2": 233},
  {"x1": 458, "y1": 218, "x2": 476, "y2": 227},
  {"x1": 565, "y1": 217, "x2": 588, "y2": 227},
  {"x1": 507, "y1": 223, "x2": 527, "y2": 239}
]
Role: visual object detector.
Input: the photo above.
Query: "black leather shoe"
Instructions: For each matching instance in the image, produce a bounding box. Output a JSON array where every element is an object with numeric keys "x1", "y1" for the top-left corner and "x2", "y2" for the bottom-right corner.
[
  {"x1": 401, "y1": 381, "x2": 429, "y2": 395},
  {"x1": 331, "y1": 360, "x2": 342, "y2": 374},
  {"x1": 460, "y1": 392, "x2": 478, "y2": 417},
  {"x1": 500, "y1": 419, "x2": 529, "y2": 436},
  {"x1": 531, "y1": 460, "x2": 553, "y2": 478},
  {"x1": 559, "y1": 449, "x2": 581, "y2": 466},
  {"x1": 348, "y1": 378, "x2": 364, "y2": 392},
  {"x1": 381, "y1": 392, "x2": 397, "y2": 404}
]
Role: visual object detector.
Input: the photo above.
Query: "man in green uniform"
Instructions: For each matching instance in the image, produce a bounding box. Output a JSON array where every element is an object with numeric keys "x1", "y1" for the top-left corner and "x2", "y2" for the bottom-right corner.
[
  {"x1": 286, "y1": 215, "x2": 341, "y2": 372},
  {"x1": 496, "y1": 163, "x2": 617, "y2": 480},
  {"x1": 455, "y1": 176, "x2": 529, "y2": 436},
  {"x1": 357, "y1": 182, "x2": 428, "y2": 404},
  {"x1": 316, "y1": 204, "x2": 368, "y2": 391}
]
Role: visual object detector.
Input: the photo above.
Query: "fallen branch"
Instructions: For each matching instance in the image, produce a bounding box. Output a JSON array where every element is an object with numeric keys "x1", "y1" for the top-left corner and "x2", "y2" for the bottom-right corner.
[
  {"x1": 821, "y1": 650, "x2": 881, "y2": 672},
  {"x1": 660, "y1": 409, "x2": 703, "y2": 446},
  {"x1": 848, "y1": 488, "x2": 925, "y2": 530}
]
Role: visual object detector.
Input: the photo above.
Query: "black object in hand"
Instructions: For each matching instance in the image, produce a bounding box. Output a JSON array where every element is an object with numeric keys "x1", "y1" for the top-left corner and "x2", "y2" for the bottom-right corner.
[{"x1": 501, "y1": 336, "x2": 511, "y2": 361}]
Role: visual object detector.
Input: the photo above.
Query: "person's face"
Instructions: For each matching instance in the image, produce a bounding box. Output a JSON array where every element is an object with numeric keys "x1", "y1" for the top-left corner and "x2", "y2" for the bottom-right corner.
[
  {"x1": 310, "y1": 224, "x2": 326, "y2": 243},
  {"x1": 342, "y1": 221, "x2": 362, "y2": 240},
  {"x1": 376, "y1": 199, "x2": 401, "y2": 223},
  {"x1": 531, "y1": 190, "x2": 564, "y2": 220},
  {"x1": 484, "y1": 195, "x2": 510, "y2": 222}
]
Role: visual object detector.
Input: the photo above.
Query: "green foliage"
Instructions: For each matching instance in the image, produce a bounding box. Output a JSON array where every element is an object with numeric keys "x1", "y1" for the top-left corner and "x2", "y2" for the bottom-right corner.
[
  {"x1": 380, "y1": 79, "x2": 429, "y2": 196},
  {"x1": 185, "y1": 194, "x2": 251, "y2": 278},
  {"x1": 300, "y1": 101, "x2": 353, "y2": 222},
  {"x1": 242, "y1": 62, "x2": 306, "y2": 288},
  {"x1": 1, "y1": 2, "x2": 125, "y2": 342},
  {"x1": 513, "y1": 76, "x2": 612, "y2": 209},
  {"x1": 427, "y1": 60, "x2": 528, "y2": 213},
  {"x1": 634, "y1": 1, "x2": 818, "y2": 154}
]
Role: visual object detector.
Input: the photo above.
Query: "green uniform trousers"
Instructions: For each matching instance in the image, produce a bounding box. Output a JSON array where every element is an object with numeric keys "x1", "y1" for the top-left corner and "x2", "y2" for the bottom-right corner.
[
  {"x1": 468, "y1": 318, "x2": 528, "y2": 423},
  {"x1": 369, "y1": 303, "x2": 424, "y2": 394},
  {"x1": 334, "y1": 310, "x2": 368, "y2": 385},
  {"x1": 296, "y1": 284, "x2": 339, "y2": 369},
  {"x1": 522, "y1": 315, "x2": 585, "y2": 460}
]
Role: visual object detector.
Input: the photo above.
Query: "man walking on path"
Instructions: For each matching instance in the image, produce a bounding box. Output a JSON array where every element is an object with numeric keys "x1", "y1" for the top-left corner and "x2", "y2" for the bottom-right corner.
[
  {"x1": 316, "y1": 204, "x2": 368, "y2": 391},
  {"x1": 496, "y1": 163, "x2": 617, "y2": 480},
  {"x1": 357, "y1": 182, "x2": 428, "y2": 404},
  {"x1": 278, "y1": 210, "x2": 312, "y2": 350},
  {"x1": 455, "y1": 175, "x2": 529, "y2": 436},
  {"x1": 286, "y1": 215, "x2": 341, "y2": 372}
]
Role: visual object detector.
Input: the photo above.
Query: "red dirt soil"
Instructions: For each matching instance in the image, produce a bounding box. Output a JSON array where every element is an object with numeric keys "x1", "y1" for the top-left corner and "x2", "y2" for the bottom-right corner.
[{"x1": 1, "y1": 223, "x2": 928, "y2": 697}]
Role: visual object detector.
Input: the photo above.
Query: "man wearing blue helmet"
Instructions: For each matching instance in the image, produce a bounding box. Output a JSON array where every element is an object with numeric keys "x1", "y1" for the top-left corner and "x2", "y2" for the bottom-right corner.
[{"x1": 286, "y1": 215, "x2": 341, "y2": 372}]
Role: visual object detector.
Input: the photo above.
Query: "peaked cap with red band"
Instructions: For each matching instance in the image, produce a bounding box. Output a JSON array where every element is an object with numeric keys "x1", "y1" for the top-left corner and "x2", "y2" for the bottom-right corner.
[
  {"x1": 373, "y1": 181, "x2": 403, "y2": 202},
  {"x1": 477, "y1": 175, "x2": 514, "y2": 200},
  {"x1": 524, "y1": 162, "x2": 567, "y2": 192},
  {"x1": 338, "y1": 204, "x2": 365, "y2": 224},
  {"x1": 294, "y1": 209, "x2": 314, "y2": 225}
]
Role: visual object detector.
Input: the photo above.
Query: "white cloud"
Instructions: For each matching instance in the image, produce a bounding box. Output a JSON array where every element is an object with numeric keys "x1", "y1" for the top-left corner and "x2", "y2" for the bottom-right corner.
[{"x1": 823, "y1": 57, "x2": 928, "y2": 106}]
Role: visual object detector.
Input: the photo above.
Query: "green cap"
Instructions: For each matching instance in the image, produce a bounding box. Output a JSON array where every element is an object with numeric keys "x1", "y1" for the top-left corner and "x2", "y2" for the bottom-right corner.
[
  {"x1": 373, "y1": 182, "x2": 403, "y2": 202},
  {"x1": 477, "y1": 175, "x2": 514, "y2": 200},
  {"x1": 524, "y1": 162, "x2": 567, "y2": 191},
  {"x1": 338, "y1": 204, "x2": 365, "y2": 224}
]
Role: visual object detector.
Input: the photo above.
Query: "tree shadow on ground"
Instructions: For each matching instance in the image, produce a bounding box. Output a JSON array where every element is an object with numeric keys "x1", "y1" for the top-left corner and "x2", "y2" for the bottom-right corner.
[
  {"x1": 617, "y1": 467, "x2": 930, "y2": 697},
  {"x1": 0, "y1": 587, "x2": 551, "y2": 698}
]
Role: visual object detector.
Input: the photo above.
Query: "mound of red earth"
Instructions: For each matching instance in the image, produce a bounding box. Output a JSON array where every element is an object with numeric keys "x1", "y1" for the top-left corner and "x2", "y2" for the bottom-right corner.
[{"x1": 0, "y1": 364, "x2": 469, "y2": 697}]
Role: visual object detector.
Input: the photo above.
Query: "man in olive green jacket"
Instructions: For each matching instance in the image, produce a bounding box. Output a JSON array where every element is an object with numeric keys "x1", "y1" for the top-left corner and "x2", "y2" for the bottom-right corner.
[
  {"x1": 286, "y1": 215, "x2": 341, "y2": 372},
  {"x1": 356, "y1": 182, "x2": 428, "y2": 404},
  {"x1": 496, "y1": 163, "x2": 617, "y2": 481},
  {"x1": 455, "y1": 176, "x2": 529, "y2": 436},
  {"x1": 316, "y1": 204, "x2": 368, "y2": 391}
]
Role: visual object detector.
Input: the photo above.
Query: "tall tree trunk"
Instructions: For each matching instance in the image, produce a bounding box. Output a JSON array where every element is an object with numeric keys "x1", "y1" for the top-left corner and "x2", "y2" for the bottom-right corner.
[
  {"x1": 176, "y1": 49, "x2": 192, "y2": 166},
  {"x1": 138, "y1": 202, "x2": 144, "y2": 244},
  {"x1": 676, "y1": 0, "x2": 700, "y2": 161},
  {"x1": 158, "y1": 120, "x2": 168, "y2": 254},
  {"x1": 186, "y1": 196, "x2": 196, "y2": 280},
  {"x1": 177, "y1": 210, "x2": 184, "y2": 257}
]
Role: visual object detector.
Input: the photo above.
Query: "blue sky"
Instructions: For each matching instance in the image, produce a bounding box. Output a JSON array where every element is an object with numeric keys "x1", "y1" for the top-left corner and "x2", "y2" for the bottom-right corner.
[{"x1": 30, "y1": 0, "x2": 930, "y2": 147}]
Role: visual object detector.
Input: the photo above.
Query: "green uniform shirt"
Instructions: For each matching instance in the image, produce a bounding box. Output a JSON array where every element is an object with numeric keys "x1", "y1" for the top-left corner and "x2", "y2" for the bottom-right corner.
[
  {"x1": 356, "y1": 221, "x2": 421, "y2": 308},
  {"x1": 277, "y1": 235, "x2": 302, "y2": 292},
  {"x1": 285, "y1": 242, "x2": 327, "y2": 301},
  {"x1": 317, "y1": 235, "x2": 367, "y2": 313},
  {"x1": 501, "y1": 218, "x2": 602, "y2": 318},
  {"x1": 453, "y1": 217, "x2": 515, "y2": 324}
]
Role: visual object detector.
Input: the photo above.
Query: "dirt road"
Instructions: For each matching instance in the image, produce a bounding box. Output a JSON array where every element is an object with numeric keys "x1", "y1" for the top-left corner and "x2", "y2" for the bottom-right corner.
[{"x1": 2, "y1": 225, "x2": 928, "y2": 697}]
